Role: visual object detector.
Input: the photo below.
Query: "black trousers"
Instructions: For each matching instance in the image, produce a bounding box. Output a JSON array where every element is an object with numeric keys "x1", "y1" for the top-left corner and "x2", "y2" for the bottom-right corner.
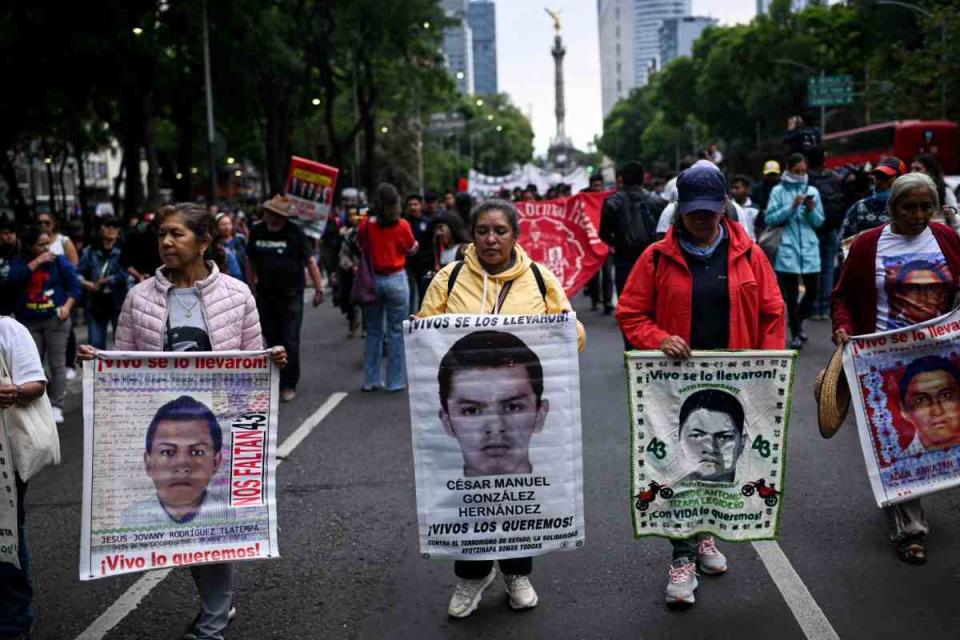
[
  {"x1": 587, "y1": 256, "x2": 614, "y2": 309},
  {"x1": 455, "y1": 557, "x2": 532, "y2": 579},
  {"x1": 257, "y1": 290, "x2": 304, "y2": 390},
  {"x1": 613, "y1": 254, "x2": 639, "y2": 349},
  {"x1": 776, "y1": 272, "x2": 819, "y2": 339}
]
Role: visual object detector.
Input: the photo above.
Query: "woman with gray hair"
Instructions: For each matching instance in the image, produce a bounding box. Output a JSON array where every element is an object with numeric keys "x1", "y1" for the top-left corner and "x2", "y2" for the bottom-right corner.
[{"x1": 832, "y1": 171, "x2": 960, "y2": 564}]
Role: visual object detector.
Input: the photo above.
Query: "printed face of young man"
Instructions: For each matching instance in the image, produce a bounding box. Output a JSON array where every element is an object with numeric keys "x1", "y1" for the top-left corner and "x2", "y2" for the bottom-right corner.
[
  {"x1": 678, "y1": 408, "x2": 744, "y2": 482},
  {"x1": 145, "y1": 419, "x2": 222, "y2": 513},
  {"x1": 901, "y1": 370, "x2": 960, "y2": 451},
  {"x1": 440, "y1": 365, "x2": 549, "y2": 477}
]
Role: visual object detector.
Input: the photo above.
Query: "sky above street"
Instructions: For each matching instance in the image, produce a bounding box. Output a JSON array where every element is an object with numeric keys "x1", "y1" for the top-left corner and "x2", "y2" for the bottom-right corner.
[{"x1": 496, "y1": 0, "x2": 756, "y2": 158}]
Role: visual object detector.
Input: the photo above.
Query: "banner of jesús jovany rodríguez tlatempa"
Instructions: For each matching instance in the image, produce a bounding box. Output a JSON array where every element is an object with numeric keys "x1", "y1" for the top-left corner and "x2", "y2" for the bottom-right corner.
[
  {"x1": 843, "y1": 308, "x2": 960, "y2": 506},
  {"x1": 626, "y1": 351, "x2": 796, "y2": 541},
  {"x1": 80, "y1": 351, "x2": 280, "y2": 580},
  {"x1": 404, "y1": 313, "x2": 585, "y2": 560}
]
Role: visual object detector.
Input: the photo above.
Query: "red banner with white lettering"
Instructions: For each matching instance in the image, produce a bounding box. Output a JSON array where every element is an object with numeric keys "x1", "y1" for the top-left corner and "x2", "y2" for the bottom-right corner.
[{"x1": 516, "y1": 192, "x2": 611, "y2": 298}]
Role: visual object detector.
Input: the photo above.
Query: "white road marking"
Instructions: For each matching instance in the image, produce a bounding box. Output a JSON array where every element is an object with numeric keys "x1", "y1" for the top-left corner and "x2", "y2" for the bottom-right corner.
[
  {"x1": 277, "y1": 392, "x2": 348, "y2": 459},
  {"x1": 75, "y1": 392, "x2": 348, "y2": 640},
  {"x1": 752, "y1": 540, "x2": 841, "y2": 640}
]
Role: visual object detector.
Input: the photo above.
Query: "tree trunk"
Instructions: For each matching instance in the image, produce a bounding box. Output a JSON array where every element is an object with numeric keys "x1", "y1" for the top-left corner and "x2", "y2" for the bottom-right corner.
[
  {"x1": 144, "y1": 95, "x2": 160, "y2": 211},
  {"x1": 173, "y1": 95, "x2": 194, "y2": 202},
  {"x1": 263, "y1": 88, "x2": 292, "y2": 196},
  {"x1": 359, "y1": 56, "x2": 377, "y2": 193},
  {"x1": 72, "y1": 136, "x2": 90, "y2": 229},
  {"x1": 112, "y1": 152, "x2": 125, "y2": 220},
  {"x1": 56, "y1": 153, "x2": 68, "y2": 218},
  {"x1": 0, "y1": 150, "x2": 29, "y2": 225}
]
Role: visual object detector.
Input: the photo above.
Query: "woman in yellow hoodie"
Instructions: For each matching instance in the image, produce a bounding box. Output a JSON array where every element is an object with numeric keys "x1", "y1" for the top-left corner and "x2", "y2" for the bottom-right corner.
[{"x1": 418, "y1": 198, "x2": 585, "y2": 619}]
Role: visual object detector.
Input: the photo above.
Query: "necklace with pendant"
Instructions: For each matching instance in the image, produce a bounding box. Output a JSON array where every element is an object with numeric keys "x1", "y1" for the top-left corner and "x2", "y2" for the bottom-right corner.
[{"x1": 173, "y1": 289, "x2": 199, "y2": 318}]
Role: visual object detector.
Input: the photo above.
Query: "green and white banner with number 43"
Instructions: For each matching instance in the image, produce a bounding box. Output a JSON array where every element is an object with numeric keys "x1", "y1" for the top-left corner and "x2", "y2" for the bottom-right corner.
[{"x1": 625, "y1": 351, "x2": 797, "y2": 542}]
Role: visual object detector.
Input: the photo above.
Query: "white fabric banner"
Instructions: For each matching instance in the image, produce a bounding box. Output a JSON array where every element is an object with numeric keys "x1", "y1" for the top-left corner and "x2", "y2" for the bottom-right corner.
[
  {"x1": 0, "y1": 412, "x2": 18, "y2": 568},
  {"x1": 843, "y1": 308, "x2": 960, "y2": 506},
  {"x1": 626, "y1": 351, "x2": 796, "y2": 542},
  {"x1": 404, "y1": 313, "x2": 585, "y2": 560},
  {"x1": 468, "y1": 164, "x2": 590, "y2": 198},
  {"x1": 80, "y1": 351, "x2": 280, "y2": 580}
]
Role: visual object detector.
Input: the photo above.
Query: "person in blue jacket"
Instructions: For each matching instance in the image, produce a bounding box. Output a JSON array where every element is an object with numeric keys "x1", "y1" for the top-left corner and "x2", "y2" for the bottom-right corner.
[
  {"x1": 77, "y1": 216, "x2": 127, "y2": 349},
  {"x1": 8, "y1": 223, "x2": 81, "y2": 424},
  {"x1": 764, "y1": 152, "x2": 825, "y2": 349}
]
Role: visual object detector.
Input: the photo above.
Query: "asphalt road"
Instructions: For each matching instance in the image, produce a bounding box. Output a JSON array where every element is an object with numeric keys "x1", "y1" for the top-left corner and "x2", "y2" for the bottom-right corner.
[{"x1": 20, "y1": 292, "x2": 960, "y2": 640}]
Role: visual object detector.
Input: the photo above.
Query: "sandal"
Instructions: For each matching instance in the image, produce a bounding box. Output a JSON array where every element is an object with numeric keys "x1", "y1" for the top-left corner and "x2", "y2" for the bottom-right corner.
[{"x1": 895, "y1": 536, "x2": 927, "y2": 565}]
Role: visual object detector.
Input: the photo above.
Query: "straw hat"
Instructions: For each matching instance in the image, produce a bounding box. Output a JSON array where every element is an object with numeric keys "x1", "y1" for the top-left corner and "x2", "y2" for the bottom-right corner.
[
  {"x1": 814, "y1": 344, "x2": 850, "y2": 438},
  {"x1": 262, "y1": 195, "x2": 293, "y2": 217}
]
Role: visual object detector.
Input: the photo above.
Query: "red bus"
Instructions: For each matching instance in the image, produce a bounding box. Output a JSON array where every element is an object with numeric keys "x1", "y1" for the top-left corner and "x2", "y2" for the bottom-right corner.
[{"x1": 822, "y1": 120, "x2": 959, "y2": 173}]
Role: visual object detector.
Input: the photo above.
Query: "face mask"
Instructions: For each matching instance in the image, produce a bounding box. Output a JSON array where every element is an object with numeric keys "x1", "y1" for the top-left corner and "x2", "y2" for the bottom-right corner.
[{"x1": 782, "y1": 171, "x2": 808, "y2": 185}]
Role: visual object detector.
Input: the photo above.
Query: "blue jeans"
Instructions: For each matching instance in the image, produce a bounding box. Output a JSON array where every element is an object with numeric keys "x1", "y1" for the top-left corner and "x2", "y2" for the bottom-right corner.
[
  {"x1": 188, "y1": 563, "x2": 233, "y2": 640},
  {"x1": 0, "y1": 476, "x2": 33, "y2": 636},
  {"x1": 87, "y1": 314, "x2": 119, "y2": 350},
  {"x1": 362, "y1": 272, "x2": 409, "y2": 389},
  {"x1": 814, "y1": 227, "x2": 839, "y2": 316}
]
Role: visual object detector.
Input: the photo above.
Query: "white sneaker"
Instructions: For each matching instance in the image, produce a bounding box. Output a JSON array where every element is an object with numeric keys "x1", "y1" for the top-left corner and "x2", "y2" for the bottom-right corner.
[
  {"x1": 665, "y1": 558, "x2": 698, "y2": 606},
  {"x1": 65, "y1": 367, "x2": 78, "y2": 381},
  {"x1": 51, "y1": 406, "x2": 64, "y2": 424},
  {"x1": 448, "y1": 568, "x2": 496, "y2": 618},
  {"x1": 503, "y1": 574, "x2": 538, "y2": 610},
  {"x1": 698, "y1": 536, "x2": 728, "y2": 575}
]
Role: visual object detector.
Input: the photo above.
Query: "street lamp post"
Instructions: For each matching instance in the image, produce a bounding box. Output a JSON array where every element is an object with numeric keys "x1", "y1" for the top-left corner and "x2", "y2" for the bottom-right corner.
[
  {"x1": 877, "y1": 0, "x2": 946, "y2": 119},
  {"x1": 202, "y1": 0, "x2": 217, "y2": 203}
]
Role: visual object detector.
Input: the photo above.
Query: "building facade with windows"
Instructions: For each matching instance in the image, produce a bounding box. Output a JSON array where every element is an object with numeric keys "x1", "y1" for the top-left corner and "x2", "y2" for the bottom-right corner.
[
  {"x1": 467, "y1": 0, "x2": 498, "y2": 95},
  {"x1": 443, "y1": 0, "x2": 475, "y2": 94},
  {"x1": 658, "y1": 16, "x2": 716, "y2": 68},
  {"x1": 599, "y1": 0, "x2": 691, "y2": 117}
]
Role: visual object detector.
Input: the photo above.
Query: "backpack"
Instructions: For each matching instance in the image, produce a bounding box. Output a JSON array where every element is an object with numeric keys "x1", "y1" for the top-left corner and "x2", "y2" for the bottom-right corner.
[
  {"x1": 808, "y1": 170, "x2": 845, "y2": 231},
  {"x1": 619, "y1": 188, "x2": 664, "y2": 252},
  {"x1": 446, "y1": 260, "x2": 547, "y2": 305}
]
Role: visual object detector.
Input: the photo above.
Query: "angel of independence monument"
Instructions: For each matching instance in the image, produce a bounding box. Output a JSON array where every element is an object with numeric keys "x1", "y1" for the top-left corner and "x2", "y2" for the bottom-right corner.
[{"x1": 545, "y1": 8, "x2": 578, "y2": 171}]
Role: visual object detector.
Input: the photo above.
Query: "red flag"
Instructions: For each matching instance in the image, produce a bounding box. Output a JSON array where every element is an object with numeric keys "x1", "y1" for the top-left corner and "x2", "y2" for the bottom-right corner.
[{"x1": 516, "y1": 191, "x2": 612, "y2": 298}]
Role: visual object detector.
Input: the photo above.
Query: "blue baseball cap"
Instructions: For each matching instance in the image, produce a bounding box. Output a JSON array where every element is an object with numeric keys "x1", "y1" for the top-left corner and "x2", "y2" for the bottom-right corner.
[{"x1": 676, "y1": 160, "x2": 727, "y2": 215}]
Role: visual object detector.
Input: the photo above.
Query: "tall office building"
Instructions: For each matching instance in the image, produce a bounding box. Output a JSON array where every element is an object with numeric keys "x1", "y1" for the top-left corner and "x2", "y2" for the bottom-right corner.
[
  {"x1": 634, "y1": 0, "x2": 690, "y2": 87},
  {"x1": 598, "y1": 0, "x2": 636, "y2": 117},
  {"x1": 443, "y1": 0, "x2": 474, "y2": 94},
  {"x1": 467, "y1": 0, "x2": 498, "y2": 95},
  {"x1": 598, "y1": 0, "x2": 691, "y2": 117},
  {"x1": 757, "y1": 0, "x2": 810, "y2": 15},
  {"x1": 658, "y1": 16, "x2": 716, "y2": 68}
]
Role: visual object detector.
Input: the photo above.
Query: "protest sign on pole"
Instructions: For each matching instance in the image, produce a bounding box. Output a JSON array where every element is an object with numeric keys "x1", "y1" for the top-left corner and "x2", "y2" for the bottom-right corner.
[
  {"x1": 404, "y1": 313, "x2": 585, "y2": 561},
  {"x1": 80, "y1": 351, "x2": 280, "y2": 580},
  {"x1": 0, "y1": 414, "x2": 18, "y2": 568},
  {"x1": 843, "y1": 309, "x2": 960, "y2": 506},
  {"x1": 516, "y1": 192, "x2": 611, "y2": 298},
  {"x1": 626, "y1": 351, "x2": 796, "y2": 541},
  {"x1": 284, "y1": 156, "x2": 339, "y2": 222}
]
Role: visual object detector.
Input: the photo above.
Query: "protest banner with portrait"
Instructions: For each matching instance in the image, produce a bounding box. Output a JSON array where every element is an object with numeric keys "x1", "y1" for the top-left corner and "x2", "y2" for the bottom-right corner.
[
  {"x1": 843, "y1": 309, "x2": 960, "y2": 506},
  {"x1": 284, "y1": 155, "x2": 339, "y2": 222},
  {"x1": 626, "y1": 351, "x2": 796, "y2": 541},
  {"x1": 0, "y1": 417, "x2": 18, "y2": 567},
  {"x1": 404, "y1": 313, "x2": 585, "y2": 561},
  {"x1": 80, "y1": 351, "x2": 280, "y2": 580},
  {"x1": 516, "y1": 192, "x2": 610, "y2": 298}
]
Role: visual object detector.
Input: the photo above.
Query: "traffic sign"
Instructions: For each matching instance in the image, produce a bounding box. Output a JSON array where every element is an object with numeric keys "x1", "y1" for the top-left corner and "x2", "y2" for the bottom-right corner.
[{"x1": 808, "y1": 75, "x2": 854, "y2": 107}]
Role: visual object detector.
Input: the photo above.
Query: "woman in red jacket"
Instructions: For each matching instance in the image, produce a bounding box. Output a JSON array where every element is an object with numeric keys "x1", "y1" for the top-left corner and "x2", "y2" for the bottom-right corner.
[
  {"x1": 617, "y1": 161, "x2": 785, "y2": 607},
  {"x1": 832, "y1": 172, "x2": 960, "y2": 565}
]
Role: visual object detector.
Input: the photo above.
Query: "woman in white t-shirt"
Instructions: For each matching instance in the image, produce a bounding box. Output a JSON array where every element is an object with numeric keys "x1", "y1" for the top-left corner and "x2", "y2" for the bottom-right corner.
[
  {"x1": 34, "y1": 211, "x2": 78, "y2": 266},
  {"x1": 832, "y1": 172, "x2": 960, "y2": 565},
  {"x1": 0, "y1": 316, "x2": 48, "y2": 638}
]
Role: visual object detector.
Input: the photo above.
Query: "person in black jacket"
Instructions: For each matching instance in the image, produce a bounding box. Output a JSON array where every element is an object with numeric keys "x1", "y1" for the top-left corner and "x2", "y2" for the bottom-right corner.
[
  {"x1": 599, "y1": 161, "x2": 666, "y2": 297},
  {"x1": 805, "y1": 147, "x2": 844, "y2": 319}
]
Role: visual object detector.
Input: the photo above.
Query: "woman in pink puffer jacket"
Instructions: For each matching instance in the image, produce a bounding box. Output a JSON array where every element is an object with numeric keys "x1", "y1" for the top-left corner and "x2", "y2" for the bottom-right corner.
[{"x1": 79, "y1": 203, "x2": 286, "y2": 640}]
